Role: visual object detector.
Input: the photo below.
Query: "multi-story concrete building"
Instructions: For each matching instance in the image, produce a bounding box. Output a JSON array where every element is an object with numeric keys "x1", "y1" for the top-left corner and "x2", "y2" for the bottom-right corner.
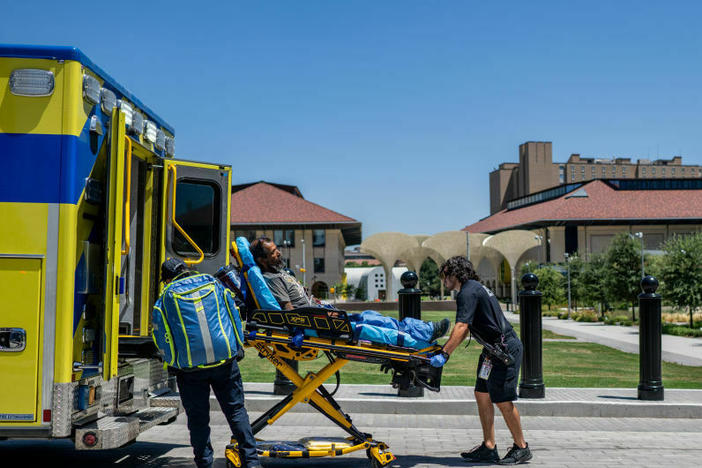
[
  {"x1": 490, "y1": 141, "x2": 702, "y2": 214},
  {"x1": 230, "y1": 181, "x2": 361, "y2": 299}
]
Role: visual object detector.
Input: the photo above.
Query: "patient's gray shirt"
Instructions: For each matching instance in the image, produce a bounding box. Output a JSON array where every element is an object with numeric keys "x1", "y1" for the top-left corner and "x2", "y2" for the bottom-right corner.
[{"x1": 263, "y1": 271, "x2": 311, "y2": 309}]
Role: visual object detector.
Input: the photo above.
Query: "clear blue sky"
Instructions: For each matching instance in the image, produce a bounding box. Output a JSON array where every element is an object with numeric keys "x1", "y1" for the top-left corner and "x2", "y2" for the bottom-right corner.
[{"x1": 4, "y1": 1, "x2": 702, "y2": 241}]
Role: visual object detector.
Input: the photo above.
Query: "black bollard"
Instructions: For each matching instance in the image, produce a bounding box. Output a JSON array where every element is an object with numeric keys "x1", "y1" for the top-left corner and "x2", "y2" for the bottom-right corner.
[
  {"x1": 398, "y1": 271, "x2": 421, "y2": 321},
  {"x1": 638, "y1": 276, "x2": 664, "y2": 401},
  {"x1": 273, "y1": 361, "x2": 299, "y2": 395},
  {"x1": 398, "y1": 271, "x2": 423, "y2": 397},
  {"x1": 518, "y1": 273, "x2": 545, "y2": 399}
]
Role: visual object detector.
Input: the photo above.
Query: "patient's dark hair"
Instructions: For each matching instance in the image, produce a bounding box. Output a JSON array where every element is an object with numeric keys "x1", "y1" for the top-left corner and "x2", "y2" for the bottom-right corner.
[
  {"x1": 250, "y1": 237, "x2": 272, "y2": 262},
  {"x1": 439, "y1": 256, "x2": 481, "y2": 284}
]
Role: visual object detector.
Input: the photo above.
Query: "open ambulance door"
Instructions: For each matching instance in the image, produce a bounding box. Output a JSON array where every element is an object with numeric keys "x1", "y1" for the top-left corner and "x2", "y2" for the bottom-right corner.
[{"x1": 160, "y1": 159, "x2": 231, "y2": 276}]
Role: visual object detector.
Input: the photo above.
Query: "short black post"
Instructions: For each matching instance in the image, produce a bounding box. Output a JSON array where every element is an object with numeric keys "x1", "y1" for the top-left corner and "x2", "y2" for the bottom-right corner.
[
  {"x1": 518, "y1": 273, "x2": 545, "y2": 399},
  {"x1": 398, "y1": 271, "x2": 421, "y2": 321},
  {"x1": 273, "y1": 361, "x2": 298, "y2": 395},
  {"x1": 398, "y1": 271, "x2": 423, "y2": 397},
  {"x1": 638, "y1": 275, "x2": 664, "y2": 401}
]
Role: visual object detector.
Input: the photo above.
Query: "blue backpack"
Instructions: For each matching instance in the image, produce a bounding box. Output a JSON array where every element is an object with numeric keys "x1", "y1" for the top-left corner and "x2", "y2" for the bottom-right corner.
[{"x1": 151, "y1": 273, "x2": 244, "y2": 369}]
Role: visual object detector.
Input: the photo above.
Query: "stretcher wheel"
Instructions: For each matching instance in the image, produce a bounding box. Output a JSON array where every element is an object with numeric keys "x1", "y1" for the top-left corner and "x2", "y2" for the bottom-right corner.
[
  {"x1": 367, "y1": 445, "x2": 394, "y2": 468},
  {"x1": 225, "y1": 445, "x2": 242, "y2": 468}
]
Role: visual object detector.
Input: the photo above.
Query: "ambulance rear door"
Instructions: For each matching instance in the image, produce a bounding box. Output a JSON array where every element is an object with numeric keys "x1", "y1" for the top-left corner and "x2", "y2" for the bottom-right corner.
[{"x1": 160, "y1": 159, "x2": 231, "y2": 275}]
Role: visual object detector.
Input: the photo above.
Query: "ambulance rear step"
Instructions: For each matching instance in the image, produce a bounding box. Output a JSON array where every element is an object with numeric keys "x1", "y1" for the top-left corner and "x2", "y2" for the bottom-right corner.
[{"x1": 74, "y1": 397, "x2": 180, "y2": 450}]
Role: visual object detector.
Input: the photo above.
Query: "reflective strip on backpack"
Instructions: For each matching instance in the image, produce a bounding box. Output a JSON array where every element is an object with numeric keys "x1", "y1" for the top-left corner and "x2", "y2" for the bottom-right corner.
[{"x1": 194, "y1": 295, "x2": 216, "y2": 364}]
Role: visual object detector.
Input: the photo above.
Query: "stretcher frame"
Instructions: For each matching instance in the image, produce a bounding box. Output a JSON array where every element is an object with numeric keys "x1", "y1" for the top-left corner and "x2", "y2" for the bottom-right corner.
[{"x1": 225, "y1": 307, "x2": 443, "y2": 468}]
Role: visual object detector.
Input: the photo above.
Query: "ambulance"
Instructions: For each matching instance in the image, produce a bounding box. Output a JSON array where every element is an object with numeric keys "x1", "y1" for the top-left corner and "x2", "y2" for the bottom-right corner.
[{"x1": 0, "y1": 45, "x2": 232, "y2": 449}]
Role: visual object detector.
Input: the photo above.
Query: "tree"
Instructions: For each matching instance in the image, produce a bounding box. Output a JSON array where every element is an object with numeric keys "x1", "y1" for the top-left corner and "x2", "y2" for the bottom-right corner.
[
  {"x1": 659, "y1": 233, "x2": 702, "y2": 329},
  {"x1": 419, "y1": 258, "x2": 441, "y2": 297},
  {"x1": 533, "y1": 265, "x2": 565, "y2": 310},
  {"x1": 580, "y1": 253, "x2": 609, "y2": 316},
  {"x1": 354, "y1": 283, "x2": 367, "y2": 301},
  {"x1": 605, "y1": 233, "x2": 643, "y2": 321},
  {"x1": 519, "y1": 260, "x2": 539, "y2": 277},
  {"x1": 565, "y1": 254, "x2": 585, "y2": 312}
]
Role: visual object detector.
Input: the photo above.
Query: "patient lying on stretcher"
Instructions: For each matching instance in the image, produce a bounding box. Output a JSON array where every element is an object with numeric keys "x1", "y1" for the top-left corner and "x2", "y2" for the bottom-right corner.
[{"x1": 237, "y1": 237, "x2": 449, "y2": 349}]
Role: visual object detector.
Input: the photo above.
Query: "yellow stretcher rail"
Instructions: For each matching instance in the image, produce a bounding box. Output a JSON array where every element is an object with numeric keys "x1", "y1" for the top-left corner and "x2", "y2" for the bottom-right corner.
[{"x1": 167, "y1": 164, "x2": 204, "y2": 266}]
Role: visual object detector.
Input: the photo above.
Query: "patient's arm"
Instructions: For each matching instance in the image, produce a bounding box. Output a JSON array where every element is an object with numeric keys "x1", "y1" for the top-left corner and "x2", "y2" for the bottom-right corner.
[{"x1": 281, "y1": 301, "x2": 294, "y2": 311}]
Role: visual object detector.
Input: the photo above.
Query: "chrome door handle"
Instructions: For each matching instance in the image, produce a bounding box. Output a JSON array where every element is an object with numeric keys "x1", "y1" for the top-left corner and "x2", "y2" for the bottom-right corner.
[{"x1": 0, "y1": 328, "x2": 26, "y2": 352}]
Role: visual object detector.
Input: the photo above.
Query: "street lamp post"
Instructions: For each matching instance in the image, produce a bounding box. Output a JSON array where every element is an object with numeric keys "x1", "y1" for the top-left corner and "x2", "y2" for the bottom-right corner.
[
  {"x1": 634, "y1": 232, "x2": 644, "y2": 279},
  {"x1": 564, "y1": 252, "x2": 572, "y2": 319}
]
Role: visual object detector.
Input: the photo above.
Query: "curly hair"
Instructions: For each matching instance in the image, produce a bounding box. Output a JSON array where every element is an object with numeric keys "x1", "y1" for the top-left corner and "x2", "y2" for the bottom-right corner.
[{"x1": 439, "y1": 256, "x2": 481, "y2": 284}]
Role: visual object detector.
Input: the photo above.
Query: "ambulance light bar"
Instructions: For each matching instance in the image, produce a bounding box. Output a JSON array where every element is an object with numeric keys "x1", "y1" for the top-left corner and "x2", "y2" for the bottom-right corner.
[
  {"x1": 100, "y1": 88, "x2": 116, "y2": 115},
  {"x1": 144, "y1": 121, "x2": 158, "y2": 144},
  {"x1": 118, "y1": 100, "x2": 134, "y2": 128},
  {"x1": 10, "y1": 69, "x2": 54, "y2": 96},
  {"x1": 130, "y1": 112, "x2": 145, "y2": 136},
  {"x1": 155, "y1": 129, "x2": 166, "y2": 151},
  {"x1": 165, "y1": 136, "x2": 175, "y2": 156},
  {"x1": 83, "y1": 74, "x2": 100, "y2": 104}
]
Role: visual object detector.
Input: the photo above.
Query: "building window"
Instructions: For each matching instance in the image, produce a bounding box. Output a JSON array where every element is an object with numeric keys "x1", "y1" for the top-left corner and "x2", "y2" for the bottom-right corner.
[
  {"x1": 671, "y1": 168, "x2": 676, "y2": 176},
  {"x1": 313, "y1": 229, "x2": 326, "y2": 247},
  {"x1": 581, "y1": 166, "x2": 585, "y2": 173},
  {"x1": 622, "y1": 167, "x2": 627, "y2": 176},
  {"x1": 651, "y1": 167, "x2": 656, "y2": 175},
  {"x1": 591, "y1": 166, "x2": 596, "y2": 177},
  {"x1": 233, "y1": 230, "x2": 257, "y2": 242},
  {"x1": 274, "y1": 229, "x2": 295, "y2": 247},
  {"x1": 601, "y1": 167, "x2": 606, "y2": 176},
  {"x1": 611, "y1": 166, "x2": 616, "y2": 176},
  {"x1": 662, "y1": 168, "x2": 666, "y2": 176},
  {"x1": 571, "y1": 174, "x2": 575, "y2": 181},
  {"x1": 172, "y1": 181, "x2": 220, "y2": 256},
  {"x1": 681, "y1": 168, "x2": 685, "y2": 174},
  {"x1": 314, "y1": 257, "x2": 325, "y2": 273},
  {"x1": 642, "y1": 167, "x2": 647, "y2": 175},
  {"x1": 559, "y1": 165, "x2": 565, "y2": 183}
]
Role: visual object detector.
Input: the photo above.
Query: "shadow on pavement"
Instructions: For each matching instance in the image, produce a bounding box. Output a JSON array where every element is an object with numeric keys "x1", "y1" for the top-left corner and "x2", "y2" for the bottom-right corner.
[
  {"x1": 0, "y1": 439, "x2": 187, "y2": 467},
  {"x1": 260, "y1": 455, "x2": 500, "y2": 467}
]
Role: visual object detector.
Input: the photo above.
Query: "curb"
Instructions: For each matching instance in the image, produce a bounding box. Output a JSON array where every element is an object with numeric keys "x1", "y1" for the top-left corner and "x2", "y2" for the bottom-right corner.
[{"x1": 215, "y1": 396, "x2": 702, "y2": 419}]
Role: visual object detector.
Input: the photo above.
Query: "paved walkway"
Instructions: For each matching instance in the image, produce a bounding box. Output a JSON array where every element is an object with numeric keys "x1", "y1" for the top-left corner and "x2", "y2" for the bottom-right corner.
[
  {"x1": 5, "y1": 412, "x2": 701, "y2": 467},
  {"x1": 504, "y1": 311, "x2": 702, "y2": 366}
]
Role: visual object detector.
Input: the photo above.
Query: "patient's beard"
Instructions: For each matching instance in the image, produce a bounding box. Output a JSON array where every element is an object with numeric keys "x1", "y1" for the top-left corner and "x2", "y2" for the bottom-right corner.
[{"x1": 271, "y1": 259, "x2": 286, "y2": 272}]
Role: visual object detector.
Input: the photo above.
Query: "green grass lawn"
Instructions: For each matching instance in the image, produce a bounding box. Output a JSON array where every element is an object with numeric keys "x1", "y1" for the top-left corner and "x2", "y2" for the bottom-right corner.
[{"x1": 239, "y1": 311, "x2": 702, "y2": 388}]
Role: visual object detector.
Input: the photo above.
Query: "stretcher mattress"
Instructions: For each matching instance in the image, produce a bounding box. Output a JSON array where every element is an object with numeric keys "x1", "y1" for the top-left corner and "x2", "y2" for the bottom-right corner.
[{"x1": 232, "y1": 237, "x2": 433, "y2": 350}]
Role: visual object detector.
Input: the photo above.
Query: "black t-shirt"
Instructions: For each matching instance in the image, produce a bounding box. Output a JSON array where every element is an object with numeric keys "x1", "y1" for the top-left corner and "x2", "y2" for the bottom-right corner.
[{"x1": 455, "y1": 280, "x2": 513, "y2": 343}]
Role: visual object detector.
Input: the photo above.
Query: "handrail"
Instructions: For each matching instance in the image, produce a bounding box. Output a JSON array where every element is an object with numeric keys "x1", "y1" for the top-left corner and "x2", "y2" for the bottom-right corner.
[
  {"x1": 168, "y1": 165, "x2": 204, "y2": 266},
  {"x1": 121, "y1": 136, "x2": 132, "y2": 255}
]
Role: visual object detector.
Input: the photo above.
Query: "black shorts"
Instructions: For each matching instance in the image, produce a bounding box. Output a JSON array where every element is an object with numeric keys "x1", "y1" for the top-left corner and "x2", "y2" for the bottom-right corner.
[{"x1": 474, "y1": 333, "x2": 523, "y2": 403}]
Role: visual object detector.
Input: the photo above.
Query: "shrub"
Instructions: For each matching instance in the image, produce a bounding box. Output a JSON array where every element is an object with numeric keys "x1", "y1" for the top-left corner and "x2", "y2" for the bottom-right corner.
[
  {"x1": 662, "y1": 323, "x2": 702, "y2": 338},
  {"x1": 572, "y1": 309, "x2": 598, "y2": 322}
]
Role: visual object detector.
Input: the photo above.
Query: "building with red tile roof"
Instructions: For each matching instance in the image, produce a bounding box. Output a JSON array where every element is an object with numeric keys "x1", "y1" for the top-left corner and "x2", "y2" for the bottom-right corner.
[
  {"x1": 464, "y1": 178, "x2": 702, "y2": 264},
  {"x1": 230, "y1": 181, "x2": 361, "y2": 298}
]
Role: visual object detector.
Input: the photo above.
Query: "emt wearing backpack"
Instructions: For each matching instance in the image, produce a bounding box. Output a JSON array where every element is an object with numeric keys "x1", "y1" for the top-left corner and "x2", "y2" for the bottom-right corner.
[{"x1": 152, "y1": 258, "x2": 261, "y2": 468}]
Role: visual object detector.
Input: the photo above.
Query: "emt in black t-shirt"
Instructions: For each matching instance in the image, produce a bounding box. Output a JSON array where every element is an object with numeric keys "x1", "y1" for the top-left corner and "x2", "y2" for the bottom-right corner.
[{"x1": 431, "y1": 256, "x2": 532, "y2": 465}]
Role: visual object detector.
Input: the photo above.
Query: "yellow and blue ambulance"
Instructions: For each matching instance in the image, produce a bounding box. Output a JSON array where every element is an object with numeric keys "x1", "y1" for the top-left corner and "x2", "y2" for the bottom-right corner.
[{"x1": 0, "y1": 44, "x2": 232, "y2": 449}]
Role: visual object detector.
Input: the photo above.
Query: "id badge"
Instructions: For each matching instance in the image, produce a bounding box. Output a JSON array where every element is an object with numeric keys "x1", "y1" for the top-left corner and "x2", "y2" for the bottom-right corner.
[{"x1": 479, "y1": 357, "x2": 492, "y2": 380}]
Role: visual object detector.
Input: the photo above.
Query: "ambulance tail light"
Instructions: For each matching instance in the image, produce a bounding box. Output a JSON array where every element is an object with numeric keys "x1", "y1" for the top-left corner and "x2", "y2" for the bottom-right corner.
[
  {"x1": 144, "y1": 121, "x2": 158, "y2": 144},
  {"x1": 43, "y1": 409, "x2": 52, "y2": 423},
  {"x1": 155, "y1": 129, "x2": 166, "y2": 151},
  {"x1": 83, "y1": 74, "x2": 100, "y2": 104},
  {"x1": 10, "y1": 69, "x2": 55, "y2": 96},
  {"x1": 118, "y1": 100, "x2": 134, "y2": 128}
]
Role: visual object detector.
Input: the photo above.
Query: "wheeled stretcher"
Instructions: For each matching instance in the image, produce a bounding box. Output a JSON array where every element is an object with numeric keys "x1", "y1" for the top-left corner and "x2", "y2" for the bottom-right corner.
[
  {"x1": 223, "y1": 237, "x2": 444, "y2": 467},
  {"x1": 224, "y1": 306, "x2": 444, "y2": 468}
]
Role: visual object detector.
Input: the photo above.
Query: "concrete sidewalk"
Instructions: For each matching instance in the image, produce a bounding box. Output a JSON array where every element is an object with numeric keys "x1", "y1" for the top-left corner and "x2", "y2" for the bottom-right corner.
[
  {"x1": 503, "y1": 311, "x2": 702, "y2": 366},
  {"x1": 213, "y1": 383, "x2": 702, "y2": 419}
]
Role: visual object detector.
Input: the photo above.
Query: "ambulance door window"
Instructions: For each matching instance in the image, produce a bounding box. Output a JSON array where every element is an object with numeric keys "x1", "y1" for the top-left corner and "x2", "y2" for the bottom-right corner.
[{"x1": 172, "y1": 180, "x2": 220, "y2": 256}]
